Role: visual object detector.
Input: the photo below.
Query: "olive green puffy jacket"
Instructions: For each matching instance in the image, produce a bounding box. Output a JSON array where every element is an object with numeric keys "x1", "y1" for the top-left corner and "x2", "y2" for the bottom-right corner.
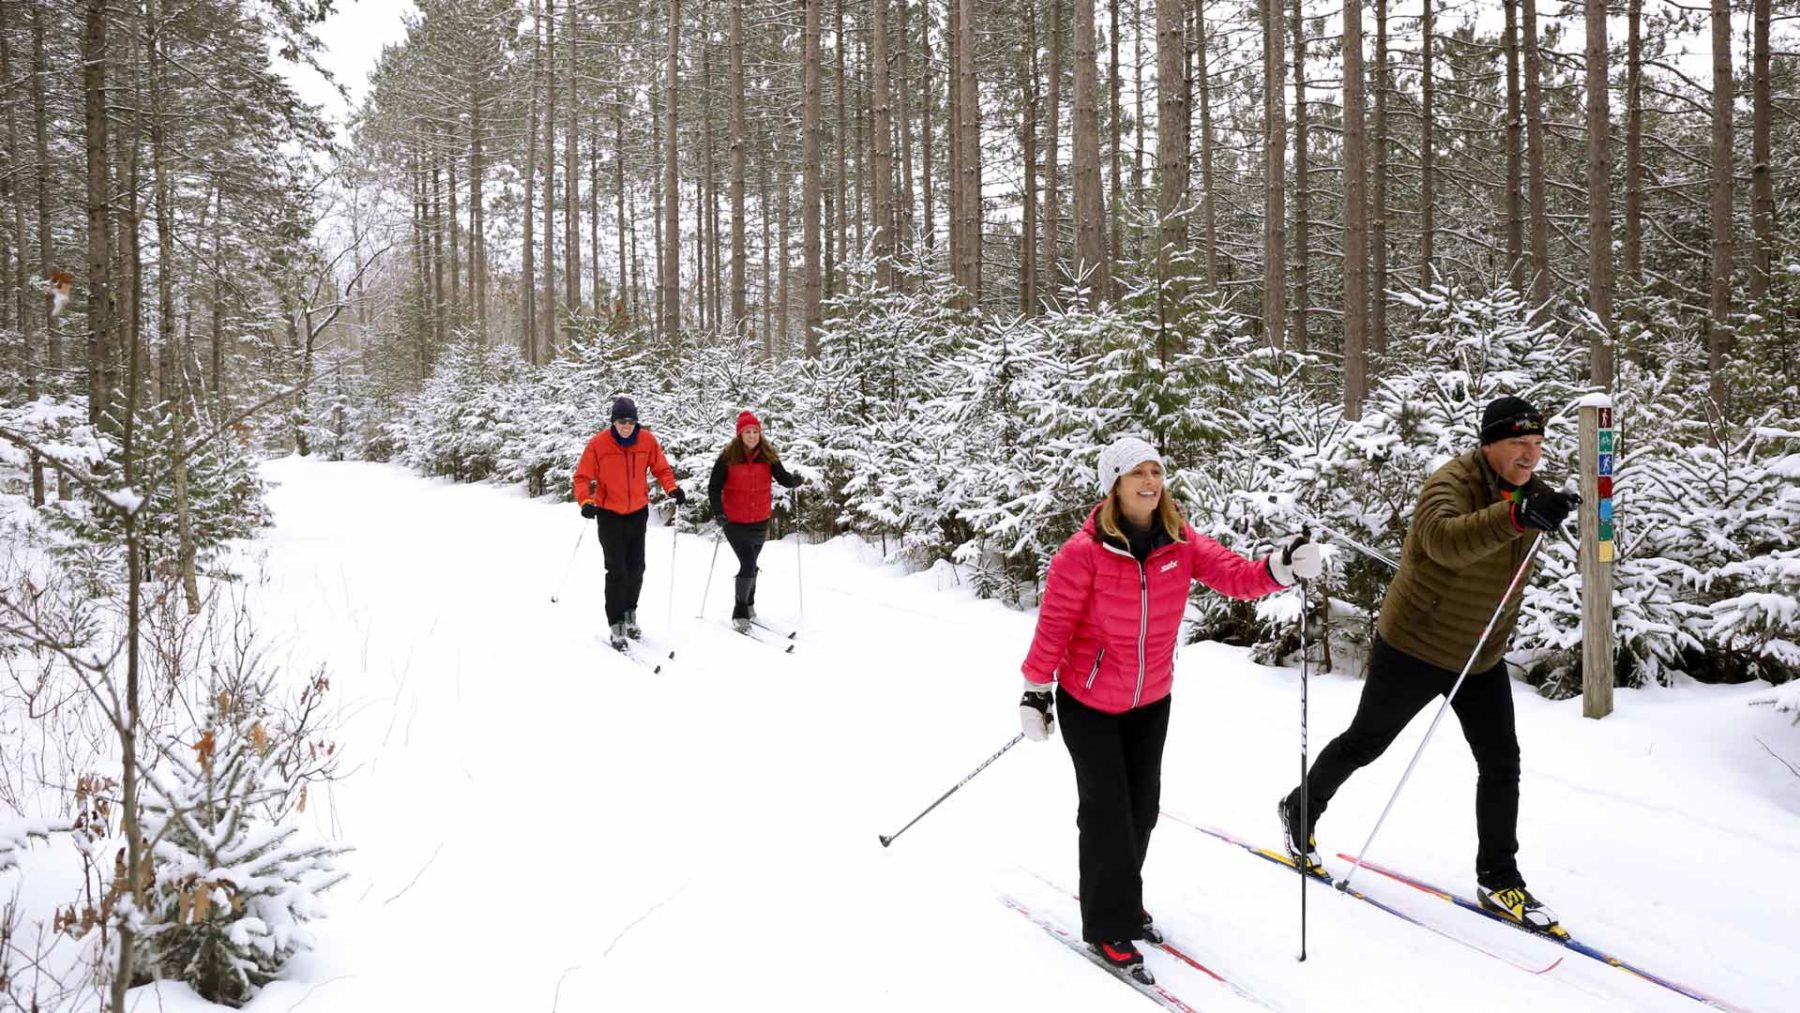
[{"x1": 1374, "y1": 449, "x2": 1547, "y2": 674}]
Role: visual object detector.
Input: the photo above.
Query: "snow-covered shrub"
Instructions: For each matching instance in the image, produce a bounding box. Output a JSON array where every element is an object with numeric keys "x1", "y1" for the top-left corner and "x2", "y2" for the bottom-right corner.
[
  {"x1": 138, "y1": 659, "x2": 346, "y2": 1006},
  {"x1": 370, "y1": 270, "x2": 1797, "y2": 689}
]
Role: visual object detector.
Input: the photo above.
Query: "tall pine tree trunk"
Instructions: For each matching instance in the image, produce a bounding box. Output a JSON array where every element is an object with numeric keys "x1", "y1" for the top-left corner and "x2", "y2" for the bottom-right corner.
[
  {"x1": 1749, "y1": 0, "x2": 1773, "y2": 302},
  {"x1": 1156, "y1": 0, "x2": 1185, "y2": 284},
  {"x1": 1108, "y1": 0, "x2": 1123, "y2": 297},
  {"x1": 523, "y1": 0, "x2": 541, "y2": 361},
  {"x1": 921, "y1": 2, "x2": 935, "y2": 253},
  {"x1": 1021, "y1": 3, "x2": 1040, "y2": 312},
  {"x1": 1371, "y1": 0, "x2": 1388, "y2": 352},
  {"x1": 470, "y1": 74, "x2": 487, "y2": 335},
  {"x1": 84, "y1": 0, "x2": 117, "y2": 430},
  {"x1": 873, "y1": 0, "x2": 894, "y2": 286},
  {"x1": 1289, "y1": 0, "x2": 1308, "y2": 353},
  {"x1": 1624, "y1": 0, "x2": 1643, "y2": 298},
  {"x1": 543, "y1": 0, "x2": 559, "y2": 354},
  {"x1": 802, "y1": 0, "x2": 823, "y2": 350},
  {"x1": 564, "y1": 0, "x2": 581, "y2": 322},
  {"x1": 897, "y1": 0, "x2": 915, "y2": 267},
  {"x1": 616, "y1": 89, "x2": 629, "y2": 320},
  {"x1": 835, "y1": 0, "x2": 848, "y2": 295},
  {"x1": 1343, "y1": 0, "x2": 1367, "y2": 417},
  {"x1": 32, "y1": 6, "x2": 57, "y2": 376},
  {"x1": 1261, "y1": 0, "x2": 1285, "y2": 348},
  {"x1": 1523, "y1": 0, "x2": 1550, "y2": 315},
  {"x1": 957, "y1": 0, "x2": 983, "y2": 303},
  {"x1": 731, "y1": 0, "x2": 748, "y2": 334},
  {"x1": 1197, "y1": 2, "x2": 1216, "y2": 289},
  {"x1": 1585, "y1": 0, "x2": 1614, "y2": 387},
  {"x1": 1709, "y1": 0, "x2": 1733, "y2": 414},
  {"x1": 663, "y1": 0, "x2": 682, "y2": 344},
  {"x1": 1504, "y1": 0, "x2": 1523, "y2": 292},
  {"x1": 1072, "y1": 0, "x2": 1107, "y2": 303},
  {"x1": 1419, "y1": 0, "x2": 1434, "y2": 285},
  {"x1": 1044, "y1": 0, "x2": 1062, "y2": 293}
]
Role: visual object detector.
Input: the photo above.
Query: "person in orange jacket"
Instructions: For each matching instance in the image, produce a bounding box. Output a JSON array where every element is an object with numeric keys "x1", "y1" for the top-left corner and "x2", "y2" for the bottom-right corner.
[{"x1": 573, "y1": 396, "x2": 687, "y2": 647}]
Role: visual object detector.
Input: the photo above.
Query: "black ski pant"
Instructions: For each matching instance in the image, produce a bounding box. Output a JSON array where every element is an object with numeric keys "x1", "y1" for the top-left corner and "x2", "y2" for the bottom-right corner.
[
  {"x1": 1057, "y1": 687, "x2": 1172, "y2": 943},
  {"x1": 723, "y1": 521, "x2": 768, "y2": 613},
  {"x1": 1288, "y1": 636, "x2": 1523, "y2": 889},
  {"x1": 595, "y1": 506, "x2": 649, "y2": 625}
]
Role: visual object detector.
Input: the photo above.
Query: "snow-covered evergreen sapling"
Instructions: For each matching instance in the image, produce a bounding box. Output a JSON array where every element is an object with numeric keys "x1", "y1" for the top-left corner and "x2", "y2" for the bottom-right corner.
[{"x1": 137, "y1": 666, "x2": 346, "y2": 1006}]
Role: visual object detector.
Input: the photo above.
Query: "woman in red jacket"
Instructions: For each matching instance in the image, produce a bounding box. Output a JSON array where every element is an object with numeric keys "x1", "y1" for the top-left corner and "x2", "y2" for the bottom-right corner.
[
  {"x1": 573, "y1": 396, "x2": 687, "y2": 648},
  {"x1": 1017, "y1": 435, "x2": 1321, "y2": 976},
  {"x1": 707, "y1": 410, "x2": 804, "y2": 632}
]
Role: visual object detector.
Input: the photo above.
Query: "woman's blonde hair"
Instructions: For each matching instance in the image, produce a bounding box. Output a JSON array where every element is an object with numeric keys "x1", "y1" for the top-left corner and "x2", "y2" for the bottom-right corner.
[
  {"x1": 720, "y1": 430, "x2": 782, "y2": 467},
  {"x1": 1096, "y1": 481, "x2": 1187, "y2": 545}
]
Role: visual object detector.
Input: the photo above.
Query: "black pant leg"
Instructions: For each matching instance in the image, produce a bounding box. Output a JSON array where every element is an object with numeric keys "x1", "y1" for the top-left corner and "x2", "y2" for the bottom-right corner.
[
  {"x1": 1295, "y1": 638, "x2": 1445, "y2": 828},
  {"x1": 594, "y1": 512, "x2": 630, "y2": 625},
  {"x1": 1120, "y1": 695, "x2": 1172, "y2": 872},
  {"x1": 620, "y1": 507, "x2": 649, "y2": 611},
  {"x1": 724, "y1": 522, "x2": 767, "y2": 579},
  {"x1": 1450, "y1": 661, "x2": 1523, "y2": 889},
  {"x1": 1058, "y1": 688, "x2": 1150, "y2": 943}
]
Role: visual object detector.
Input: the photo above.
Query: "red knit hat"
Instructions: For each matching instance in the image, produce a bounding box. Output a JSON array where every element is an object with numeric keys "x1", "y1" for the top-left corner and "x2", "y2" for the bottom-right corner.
[{"x1": 736, "y1": 410, "x2": 763, "y2": 435}]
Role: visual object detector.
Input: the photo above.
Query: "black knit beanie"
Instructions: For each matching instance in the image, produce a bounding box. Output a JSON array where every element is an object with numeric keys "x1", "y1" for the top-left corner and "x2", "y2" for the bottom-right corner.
[
  {"x1": 1480, "y1": 395, "x2": 1544, "y2": 445},
  {"x1": 610, "y1": 396, "x2": 639, "y2": 422}
]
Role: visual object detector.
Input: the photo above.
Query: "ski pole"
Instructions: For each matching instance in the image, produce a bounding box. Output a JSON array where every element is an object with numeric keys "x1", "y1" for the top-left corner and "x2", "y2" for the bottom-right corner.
[
  {"x1": 878, "y1": 733, "x2": 1025, "y2": 848},
  {"x1": 549, "y1": 524, "x2": 586, "y2": 603},
  {"x1": 1337, "y1": 533, "x2": 1544, "y2": 894},
  {"x1": 667, "y1": 521, "x2": 678, "y2": 627},
  {"x1": 1270, "y1": 498, "x2": 1401, "y2": 570},
  {"x1": 794, "y1": 488, "x2": 805, "y2": 622},
  {"x1": 698, "y1": 531, "x2": 721, "y2": 618},
  {"x1": 1298, "y1": 573, "x2": 1311, "y2": 963}
]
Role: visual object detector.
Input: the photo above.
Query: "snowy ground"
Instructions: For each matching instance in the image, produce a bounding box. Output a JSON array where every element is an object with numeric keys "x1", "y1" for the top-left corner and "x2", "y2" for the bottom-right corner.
[{"x1": 130, "y1": 458, "x2": 1800, "y2": 1011}]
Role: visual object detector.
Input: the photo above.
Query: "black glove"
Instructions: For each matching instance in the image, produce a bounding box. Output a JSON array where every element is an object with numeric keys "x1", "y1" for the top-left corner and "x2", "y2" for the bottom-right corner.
[
  {"x1": 670, "y1": 487, "x2": 689, "y2": 506},
  {"x1": 580, "y1": 502, "x2": 598, "y2": 520},
  {"x1": 1513, "y1": 490, "x2": 1580, "y2": 532}
]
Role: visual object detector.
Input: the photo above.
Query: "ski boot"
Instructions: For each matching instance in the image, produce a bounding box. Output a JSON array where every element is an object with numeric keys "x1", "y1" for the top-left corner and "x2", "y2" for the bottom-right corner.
[
  {"x1": 1278, "y1": 794, "x2": 1326, "y2": 877},
  {"x1": 1477, "y1": 884, "x2": 1566, "y2": 938},
  {"x1": 1137, "y1": 910, "x2": 1164, "y2": 945},
  {"x1": 1091, "y1": 939, "x2": 1152, "y2": 983},
  {"x1": 608, "y1": 621, "x2": 629, "y2": 652},
  {"x1": 623, "y1": 610, "x2": 642, "y2": 640}
]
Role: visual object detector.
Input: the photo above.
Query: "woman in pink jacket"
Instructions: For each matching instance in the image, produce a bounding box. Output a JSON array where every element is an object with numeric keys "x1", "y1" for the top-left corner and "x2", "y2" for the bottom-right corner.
[{"x1": 1018, "y1": 435, "x2": 1321, "y2": 975}]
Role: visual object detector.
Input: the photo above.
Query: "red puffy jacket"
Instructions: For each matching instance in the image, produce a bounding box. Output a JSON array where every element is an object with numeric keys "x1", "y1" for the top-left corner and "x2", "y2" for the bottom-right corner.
[
  {"x1": 572, "y1": 428, "x2": 678, "y2": 515},
  {"x1": 1021, "y1": 505, "x2": 1286, "y2": 714}
]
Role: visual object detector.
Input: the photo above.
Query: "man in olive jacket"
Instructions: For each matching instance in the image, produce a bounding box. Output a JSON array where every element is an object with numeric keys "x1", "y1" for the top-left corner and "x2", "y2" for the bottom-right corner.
[{"x1": 1279, "y1": 395, "x2": 1580, "y2": 935}]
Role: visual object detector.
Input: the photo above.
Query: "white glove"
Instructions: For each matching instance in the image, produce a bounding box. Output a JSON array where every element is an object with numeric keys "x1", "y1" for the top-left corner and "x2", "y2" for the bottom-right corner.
[
  {"x1": 1019, "y1": 678, "x2": 1055, "y2": 742},
  {"x1": 1268, "y1": 535, "x2": 1325, "y2": 585}
]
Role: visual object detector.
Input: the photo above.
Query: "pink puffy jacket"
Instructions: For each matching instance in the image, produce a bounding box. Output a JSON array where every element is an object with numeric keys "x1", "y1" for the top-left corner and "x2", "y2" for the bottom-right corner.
[{"x1": 1021, "y1": 506, "x2": 1287, "y2": 714}]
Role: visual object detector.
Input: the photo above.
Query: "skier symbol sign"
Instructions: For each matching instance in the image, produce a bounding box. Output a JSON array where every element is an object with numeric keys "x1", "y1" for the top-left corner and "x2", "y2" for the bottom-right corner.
[{"x1": 1594, "y1": 405, "x2": 1615, "y2": 564}]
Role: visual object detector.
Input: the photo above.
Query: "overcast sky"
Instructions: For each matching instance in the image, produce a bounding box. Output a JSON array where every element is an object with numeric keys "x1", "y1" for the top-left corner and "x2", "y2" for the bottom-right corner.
[{"x1": 279, "y1": 0, "x2": 417, "y2": 128}]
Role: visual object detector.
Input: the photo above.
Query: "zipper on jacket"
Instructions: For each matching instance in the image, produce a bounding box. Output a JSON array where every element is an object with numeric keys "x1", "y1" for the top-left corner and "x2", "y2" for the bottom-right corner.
[
  {"x1": 1100, "y1": 540, "x2": 1158, "y2": 709},
  {"x1": 1084, "y1": 648, "x2": 1106, "y2": 690},
  {"x1": 1133, "y1": 561, "x2": 1148, "y2": 708}
]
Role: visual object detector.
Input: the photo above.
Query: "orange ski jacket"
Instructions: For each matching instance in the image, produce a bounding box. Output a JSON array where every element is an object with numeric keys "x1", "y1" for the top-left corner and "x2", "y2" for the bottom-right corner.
[{"x1": 573, "y1": 427, "x2": 679, "y2": 515}]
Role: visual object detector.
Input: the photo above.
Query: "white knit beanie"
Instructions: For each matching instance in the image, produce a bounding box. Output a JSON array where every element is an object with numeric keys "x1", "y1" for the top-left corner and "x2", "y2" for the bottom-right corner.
[{"x1": 1096, "y1": 436, "x2": 1163, "y2": 494}]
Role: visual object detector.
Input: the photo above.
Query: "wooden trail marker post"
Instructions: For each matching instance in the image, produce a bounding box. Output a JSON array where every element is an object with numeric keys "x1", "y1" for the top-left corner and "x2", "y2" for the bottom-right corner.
[{"x1": 1577, "y1": 394, "x2": 1616, "y2": 718}]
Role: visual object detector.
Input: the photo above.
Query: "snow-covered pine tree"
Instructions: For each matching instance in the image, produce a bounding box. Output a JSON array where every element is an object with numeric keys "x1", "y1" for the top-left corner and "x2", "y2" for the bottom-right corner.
[{"x1": 138, "y1": 665, "x2": 346, "y2": 1006}]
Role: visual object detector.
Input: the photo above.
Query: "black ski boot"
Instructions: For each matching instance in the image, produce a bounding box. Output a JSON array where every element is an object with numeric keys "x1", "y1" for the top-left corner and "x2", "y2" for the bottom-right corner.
[
  {"x1": 1137, "y1": 910, "x2": 1164, "y2": 945},
  {"x1": 623, "y1": 610, "x2": 642, "y2": 640},
  {"x1": 732, "y1": 576, "x2": 754, "y2": 634},
  {"x1": 1278, "y1": 793, "x2": 1326, "y2": 876},
  {"x1": 608, "y1": 621, "x2": 629, "y2": 651}
]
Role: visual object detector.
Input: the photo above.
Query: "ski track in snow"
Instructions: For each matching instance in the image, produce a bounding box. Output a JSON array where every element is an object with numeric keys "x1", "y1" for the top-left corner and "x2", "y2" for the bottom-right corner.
[{"x1": 125, "y1": 458, "x2": 1799, "y2": 1012}]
